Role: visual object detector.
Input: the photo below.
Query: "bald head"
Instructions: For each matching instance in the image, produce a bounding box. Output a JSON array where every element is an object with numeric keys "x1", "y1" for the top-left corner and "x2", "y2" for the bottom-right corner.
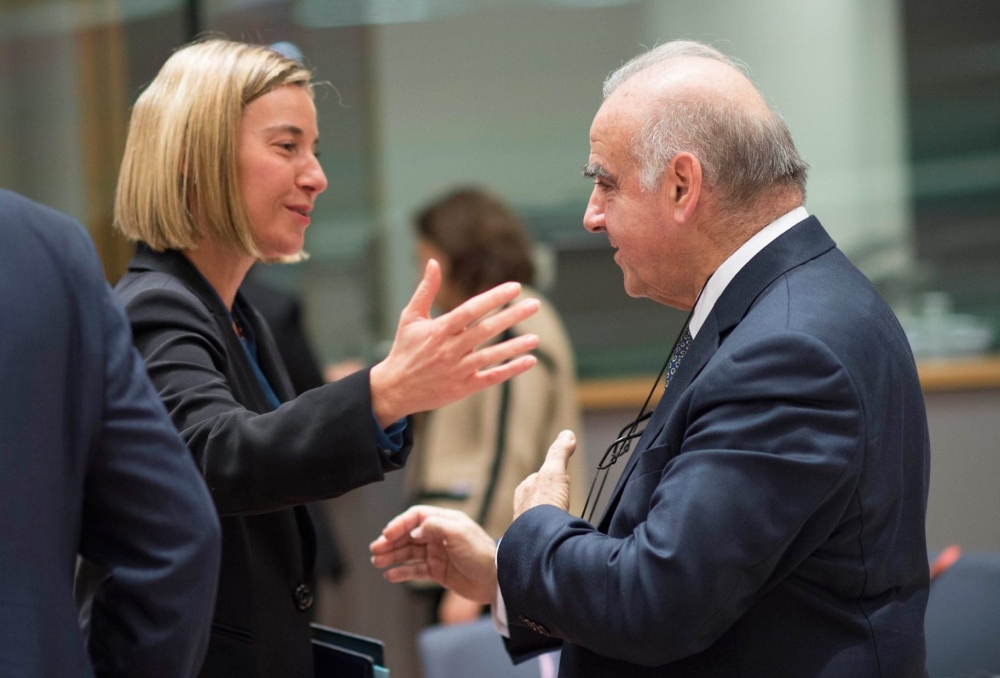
[
  {"x1": 603, "y1": 41, "x2": 748, "y2": 99},
  {"x1": 600, "y1": 41, "x2": 808, "y2": 218},
  {"x1": 616, "y1": 55, "x2": 770, "y2": 118}
]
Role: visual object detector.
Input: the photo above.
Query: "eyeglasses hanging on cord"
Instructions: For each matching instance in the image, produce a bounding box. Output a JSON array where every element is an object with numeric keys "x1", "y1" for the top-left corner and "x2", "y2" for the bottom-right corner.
[{"x1": 580, "y1": 292, "x2": 703, "y2": 524}]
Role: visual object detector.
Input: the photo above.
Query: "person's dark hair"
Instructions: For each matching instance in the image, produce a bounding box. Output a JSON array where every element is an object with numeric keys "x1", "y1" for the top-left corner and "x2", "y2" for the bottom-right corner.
[{"x1": 415, "y1": 188, "x2": 535, "y2": 298}]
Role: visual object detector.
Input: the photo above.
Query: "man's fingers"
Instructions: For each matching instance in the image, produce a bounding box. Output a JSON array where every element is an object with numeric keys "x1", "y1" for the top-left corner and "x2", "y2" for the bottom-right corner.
[
  {"x1": 440, "y1": 282, "x2": 524, "y2": 332},
  {"x1": 374, "y1": 509, "x2": 424, "y2": 545},
  {"x1": 370, "y1": 531, "x2": 420, "y2": 557},
  {"x1": 399, "y1": 259, "x2": 442, "y2": 324},
  {"x1": 410, "y1": 513, "x2": 472, "y2": 544},
  {"x1": 371, "y1": 542, "x2": 426, "y2": 568},
  {"x1": 539, "y1": 430, "x2": 576, "y2": 475},
  {"x1": 375, "y1": 504, "x2": 446, "y2": 545},
  {"x1": 372, "y1": 505, "x2": 474, "y2": 554},
  {"x1": 382, "y1": 562, "x2": 432, "y2": 584}
]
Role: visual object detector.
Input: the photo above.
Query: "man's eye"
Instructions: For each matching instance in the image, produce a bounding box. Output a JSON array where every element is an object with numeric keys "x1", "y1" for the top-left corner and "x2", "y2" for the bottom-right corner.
[{"x1": 278, "y1": 143, "x2": 296, "y2": 152}]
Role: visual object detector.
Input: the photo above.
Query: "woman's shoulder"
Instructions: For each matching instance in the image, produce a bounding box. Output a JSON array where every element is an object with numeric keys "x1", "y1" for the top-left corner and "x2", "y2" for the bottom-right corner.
[
  {"x1": 115, "y1": 267, "x2": 219, "y2": 335},
  {"x1": 116, "y1": 268, "x2": 200, "y2": 309}
]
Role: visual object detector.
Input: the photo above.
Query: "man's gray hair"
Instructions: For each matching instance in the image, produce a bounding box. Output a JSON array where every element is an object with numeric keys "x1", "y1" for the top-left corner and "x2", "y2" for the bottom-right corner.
[{"x1": 605, "y1": 41, "x2": 809, "y2": 206}]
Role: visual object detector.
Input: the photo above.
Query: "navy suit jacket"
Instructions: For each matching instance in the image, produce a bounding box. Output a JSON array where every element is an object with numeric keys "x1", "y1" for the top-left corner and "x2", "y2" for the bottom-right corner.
[
  {"x1": 498, "y1": 217, "x2": 931, "y2": 677},
  {"x1": 0, "y1": 190, "x2": 221, "y2": 677}
]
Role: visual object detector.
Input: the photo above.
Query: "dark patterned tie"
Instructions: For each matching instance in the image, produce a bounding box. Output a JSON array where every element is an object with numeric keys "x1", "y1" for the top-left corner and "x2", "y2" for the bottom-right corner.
[{"x1": 664, "y1": 326, "x2": 693, "y2": 390}]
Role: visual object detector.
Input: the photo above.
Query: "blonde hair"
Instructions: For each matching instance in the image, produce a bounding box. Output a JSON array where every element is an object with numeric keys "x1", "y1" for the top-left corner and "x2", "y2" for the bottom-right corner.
[{"x1": 114, "y1": 38, "x2": 313, "y2": 260}]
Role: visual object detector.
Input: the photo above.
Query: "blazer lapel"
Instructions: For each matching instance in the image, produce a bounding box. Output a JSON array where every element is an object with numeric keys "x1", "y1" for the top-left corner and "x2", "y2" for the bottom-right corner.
[
  {"x1": 127, "y1": 245, "x2": 284, "y2": 413},
  {"x1": 596, "y1": 313, "x2": 721, "y2": 531},
  {"x1": 594, "y1": 216, "x2": 837, "y2": 532},
  {"x1": 236, "y1": 295, "x2": 297, "y2": 404}
]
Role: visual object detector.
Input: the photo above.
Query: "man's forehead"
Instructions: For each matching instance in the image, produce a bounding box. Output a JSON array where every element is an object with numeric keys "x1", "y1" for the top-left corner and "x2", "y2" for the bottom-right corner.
[{"x1": 589, "y1": 98, "x2": 638, "y2": 160}]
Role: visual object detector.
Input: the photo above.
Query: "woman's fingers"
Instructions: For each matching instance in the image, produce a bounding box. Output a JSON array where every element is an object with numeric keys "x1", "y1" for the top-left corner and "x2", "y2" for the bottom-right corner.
[
  {"x1": 462, "y1": 299, "x2": 540, "y2": 347},
  {"x1": 440, "y1": 282, "x2": 523, "y2": 332},
  {"x1": 398, "y1": 259, "x2": 442, "y2": 325},
  {"x1": 466, "y1": 334, "x2": 539, "y2": 371}
]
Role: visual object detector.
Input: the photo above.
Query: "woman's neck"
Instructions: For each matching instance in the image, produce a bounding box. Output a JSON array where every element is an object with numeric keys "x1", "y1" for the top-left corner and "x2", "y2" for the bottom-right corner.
[{"x1": 181, "y1": 240, "x2": 255, "y2": 310}]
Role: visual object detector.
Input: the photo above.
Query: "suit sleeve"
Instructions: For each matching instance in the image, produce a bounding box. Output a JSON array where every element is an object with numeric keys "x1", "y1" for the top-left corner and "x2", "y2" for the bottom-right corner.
[
  {"x1": 498, "y1": 331, "x2": 864, "y2": 666},
  {"x1": 123, "y1": 285, "x2": 410, "y2": 516},
  {"x1": 81, "y1": 274, "x2": 221, "y2": 678}
]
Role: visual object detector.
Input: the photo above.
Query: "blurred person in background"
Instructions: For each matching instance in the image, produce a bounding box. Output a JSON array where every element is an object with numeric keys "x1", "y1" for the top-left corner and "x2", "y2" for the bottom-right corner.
[
  {"x1": 409, "y1": 188, "x2": 587, "y2": 625},
  {"x1": 0, "y1": 188, "x2": 221, "y2": 678},
  {"x1": 111, "y1": 39, "x2": 540, "y2": 678}
]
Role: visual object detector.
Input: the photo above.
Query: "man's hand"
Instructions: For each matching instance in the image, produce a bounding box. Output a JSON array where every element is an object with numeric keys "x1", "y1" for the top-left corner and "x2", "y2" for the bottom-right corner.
[
  {"x1": 370, "y1": 506, "x2": 498, "y2": 605},
  {"x1": 369, "y1": 259, "x2": 540, "y2": 427},
  {"x1": 513, "y1": 430, "x2": 576, "y2": 521}
]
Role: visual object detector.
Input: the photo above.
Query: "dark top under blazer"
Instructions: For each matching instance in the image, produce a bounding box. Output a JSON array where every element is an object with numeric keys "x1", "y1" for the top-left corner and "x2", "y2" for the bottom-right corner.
[
  {"x1": 116, "y1": 245, "x2": 412, "y2": 678},
  {"x1": 0, "y1": 191, "x2": 220, "y2": 678},
  {"x1": 498, "y1": 218, "x2": 931, "y2": 677}
]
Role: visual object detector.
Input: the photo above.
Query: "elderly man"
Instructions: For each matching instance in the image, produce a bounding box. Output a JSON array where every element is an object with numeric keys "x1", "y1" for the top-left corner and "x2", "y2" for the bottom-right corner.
[
  {"x1": 371, "y1": 41, "x2": 930, "y2": 677},
  {"x1": 0, "y1": 189, "x2": 221, "y2": 677}
]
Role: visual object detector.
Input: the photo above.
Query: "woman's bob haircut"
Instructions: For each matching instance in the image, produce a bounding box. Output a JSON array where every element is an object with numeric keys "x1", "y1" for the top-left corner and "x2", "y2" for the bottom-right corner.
[{"x1": 114, "y1": 38, "x2": 313, "y2": 260}]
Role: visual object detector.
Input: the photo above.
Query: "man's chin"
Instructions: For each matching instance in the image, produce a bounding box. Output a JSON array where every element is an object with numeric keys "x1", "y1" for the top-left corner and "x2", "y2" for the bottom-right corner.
[{"x1": 621, "y1": 274, "x2": 647, "y2": 300}]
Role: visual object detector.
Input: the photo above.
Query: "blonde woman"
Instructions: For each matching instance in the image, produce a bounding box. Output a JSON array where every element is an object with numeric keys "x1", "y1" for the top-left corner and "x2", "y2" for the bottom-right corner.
[{"x1": 113, "y1": 39, "x2": 539, "y2": 678}]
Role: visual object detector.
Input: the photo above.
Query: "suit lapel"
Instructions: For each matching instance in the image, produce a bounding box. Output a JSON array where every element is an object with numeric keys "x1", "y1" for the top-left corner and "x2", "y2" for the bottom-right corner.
[
  {"x1": 594, "y1": 217, "x2": 837, "y2": 532},
  {"x1": 596, "y1": 314, "x2": 720, "y2": 531},
  {"x1": 236, "y1": 295, "x2": 297, "y2": 404},
  {"x1": 128, "y1": 245, "x2": 295, "y2": 413}
]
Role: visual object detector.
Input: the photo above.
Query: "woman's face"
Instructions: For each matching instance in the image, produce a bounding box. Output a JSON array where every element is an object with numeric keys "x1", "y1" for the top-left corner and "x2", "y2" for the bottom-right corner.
[{"x1": 238, "y1": 84, "x2": 327, "y2": 259}]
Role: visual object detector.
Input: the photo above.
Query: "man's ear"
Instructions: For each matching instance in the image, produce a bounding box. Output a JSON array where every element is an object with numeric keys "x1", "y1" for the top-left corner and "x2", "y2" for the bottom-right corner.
[{"x1": 663, "y1": 152, "x2": 703, "y2": 223}]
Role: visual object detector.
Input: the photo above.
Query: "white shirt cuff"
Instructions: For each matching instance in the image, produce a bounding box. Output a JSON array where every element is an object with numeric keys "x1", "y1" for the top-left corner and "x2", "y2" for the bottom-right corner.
[
  {"x1": 491, "y1": 539, "x2": 510, "y2": 637},
  {"x1": 491, "y1": 583, "x2": 510, "y2": 638}
]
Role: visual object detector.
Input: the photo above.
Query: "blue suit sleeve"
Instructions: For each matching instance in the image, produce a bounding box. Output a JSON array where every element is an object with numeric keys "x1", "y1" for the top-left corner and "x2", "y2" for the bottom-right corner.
[
  {"x1": 498, "y1": 331, "x2": 863, "y2": 666},
  {"x1": 80, "y1": 273, "x2": 221, "y2": 678}
]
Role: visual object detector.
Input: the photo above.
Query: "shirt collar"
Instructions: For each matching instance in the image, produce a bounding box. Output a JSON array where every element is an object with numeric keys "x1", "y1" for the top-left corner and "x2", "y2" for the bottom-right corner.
[{"x1": 689, "y1": 206, "x2": 809, "y2": 338}]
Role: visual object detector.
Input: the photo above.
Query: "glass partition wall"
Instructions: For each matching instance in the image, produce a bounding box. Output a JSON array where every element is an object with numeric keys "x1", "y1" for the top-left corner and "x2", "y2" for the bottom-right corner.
[{"x1": 1, "y1": 0, "x2": 996, "y2": 373}]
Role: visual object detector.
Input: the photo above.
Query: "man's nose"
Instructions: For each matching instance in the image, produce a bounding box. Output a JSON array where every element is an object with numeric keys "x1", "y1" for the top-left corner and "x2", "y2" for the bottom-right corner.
[{"x1": 583, "y1": 186, "x2": 605, "y2": 233}]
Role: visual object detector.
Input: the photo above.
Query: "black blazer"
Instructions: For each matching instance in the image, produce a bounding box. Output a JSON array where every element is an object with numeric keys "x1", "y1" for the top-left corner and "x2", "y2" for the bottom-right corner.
[
  {"x1": 116, "y1": 245, "x2": 412, "y2": 678},
  {"x1": 499, "y1": 218, "x2": 931, "y2": 677},
  {"x1": 240, "y1": 271, "x2": 346, "y2": 582}
]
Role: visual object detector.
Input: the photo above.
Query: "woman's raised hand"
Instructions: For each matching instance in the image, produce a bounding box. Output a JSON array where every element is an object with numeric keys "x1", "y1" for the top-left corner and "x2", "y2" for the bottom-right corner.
[{"x1": 369, "y1": 259, "x2": 539, "y2": 427}]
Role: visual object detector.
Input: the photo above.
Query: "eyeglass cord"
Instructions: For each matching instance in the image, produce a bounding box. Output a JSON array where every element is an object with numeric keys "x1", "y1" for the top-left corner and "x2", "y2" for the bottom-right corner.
[{"x1": 580, "y1": 293, "x2": 703, "y2": 524}]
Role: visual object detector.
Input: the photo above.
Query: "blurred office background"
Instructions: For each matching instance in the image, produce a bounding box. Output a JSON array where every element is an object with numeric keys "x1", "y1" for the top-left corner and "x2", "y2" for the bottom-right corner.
[{"x1": 2, "y1": 1, "x2": 998, "y2": 676}]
